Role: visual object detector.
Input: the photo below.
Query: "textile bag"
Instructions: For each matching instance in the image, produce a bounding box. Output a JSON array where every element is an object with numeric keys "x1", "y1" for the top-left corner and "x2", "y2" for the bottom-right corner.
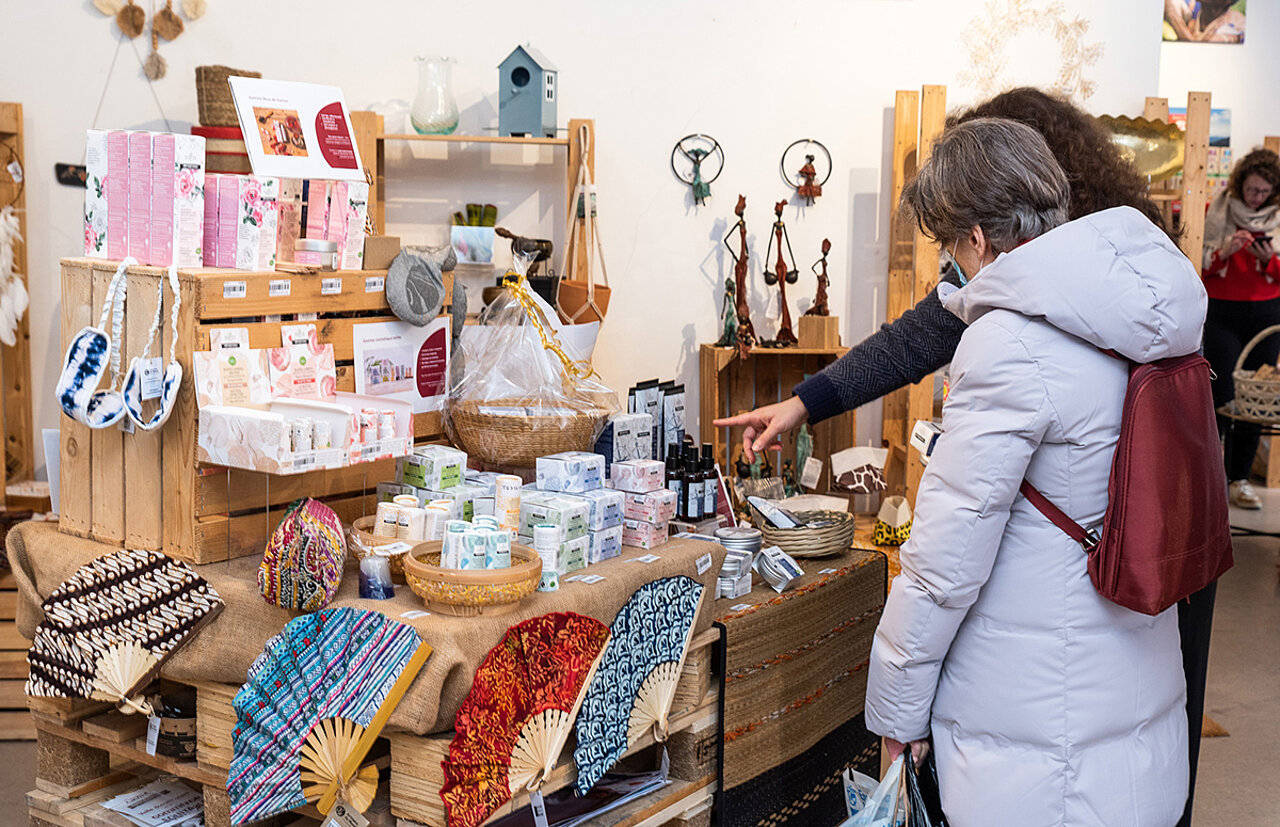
[
  {"x1": 902, "y1": 750, "x2": 948, "y2": 826},
  {"x1": 257, "y1": 498, "x2": 346, "y2": 612}
]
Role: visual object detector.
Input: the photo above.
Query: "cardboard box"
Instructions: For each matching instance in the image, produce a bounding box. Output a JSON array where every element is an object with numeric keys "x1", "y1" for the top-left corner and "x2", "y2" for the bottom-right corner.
[
  {"x1": 588, "y1": 525, "x2": 624, "y2": 564},
  {"x1": 83, "y1": 130, "x2": 114, "y2": 258},
  {"x1": 363, "y1": 235, "x2": 401, "y2": 270},
  {"x1": 537, "y1": 451, "x2": 605, "y2": 493},
  {"x1": 303, "y1": 179, "x2": 331, "y2": 240},
  {"x1": 127, "y1": 131, "x2": 153, "y2": 264},
  {"x1": 611, "y1": 460, "x2": 665, "y2": 493},
  {"x1": 225, "y1": 176, "x2": 279, "y2": 271},
  {"x1": 398, "y1": 445, "x2": 467, "y2": 490},
  {"x1": 562, "y1": 487, "x2": 624, "y2": 530},
  {"x1": 106, "y1": 130, "x2": 130, "y2": 260},
  {"x1": 520, "y1": 491, "x2": 589, "y2": 540},
  {"x1": 276, "y1": 178, "x2": 303, "y2": 264},
  {"x1": 623, "y1": 488, "x2": 678, "y2": 524},
  {"x1": 622, "y1": 518, "x2": 670, "y2": 549},
  {"x1": 150, "y1": 132, "x2": 206, "y2": 267},
  {"x1": 202, "y1": 174, "x2": 221, "y2": 267},
  {"x1": 215, "y1": 176, "x2": 238, "y2": 267},
  {"x1": 594, "y1": 412, "x2": 653, "y2": 471}
]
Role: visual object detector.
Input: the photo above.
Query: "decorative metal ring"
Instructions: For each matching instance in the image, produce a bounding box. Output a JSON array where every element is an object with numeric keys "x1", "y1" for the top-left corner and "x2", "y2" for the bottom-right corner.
[
  {"x1": 779, "y1": 138, "x2": 832, "y2": 189},
  {"x1": 670, "y1": 133, "x2": 725, "y2": 185}
]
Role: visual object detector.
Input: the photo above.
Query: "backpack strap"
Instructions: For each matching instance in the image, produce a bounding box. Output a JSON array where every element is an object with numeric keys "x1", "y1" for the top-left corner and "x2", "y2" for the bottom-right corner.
[{"x1": 1018, "y1": 480, "x2": 1100, "y2": 551}]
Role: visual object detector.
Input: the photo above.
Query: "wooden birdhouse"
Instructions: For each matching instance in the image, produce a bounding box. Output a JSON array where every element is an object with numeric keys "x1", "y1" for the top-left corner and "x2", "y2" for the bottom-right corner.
[{"x1": 498, "y1": 45, "x2": 558, "y2": 138}]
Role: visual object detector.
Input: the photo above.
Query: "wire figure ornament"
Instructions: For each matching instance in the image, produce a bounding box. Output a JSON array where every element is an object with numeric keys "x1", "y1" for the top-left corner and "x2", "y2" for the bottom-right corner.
[
  {"x1": 804, "y1": 238, "x2": 832, "y2": 317},
  {"x1": 671, "y1": 134, "x2": 724, "y2": 206},
  {"x1": 722, "y1": 195, "x2": 756, "y2": 357},
  {"x1": 780, "y1": 139, "x2": 832, "y2": 206},
  {"x1": 763, "y1": 200, "x2": 799, "y2": 347}
]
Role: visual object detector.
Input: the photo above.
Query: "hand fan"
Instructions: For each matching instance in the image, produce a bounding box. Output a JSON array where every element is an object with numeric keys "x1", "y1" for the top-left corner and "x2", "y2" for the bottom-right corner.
[
  {"x1": 572, "y1": 576, "x2": 704, "y2": 795},
  {"x1": 25, "y1": 548, "x2": 225, "y2": 715},
  {"x1": 227, "y1": 607, "x2": 432, "y2": 824},
  {"x1": 440, "y1": 612, "x2": 612, "y2": 827}
]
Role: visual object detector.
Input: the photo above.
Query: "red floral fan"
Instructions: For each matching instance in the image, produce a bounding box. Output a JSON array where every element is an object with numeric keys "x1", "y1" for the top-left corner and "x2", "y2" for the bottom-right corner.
[{"x1": 440, "y1": 612, "x2": 611, "y2": 827}]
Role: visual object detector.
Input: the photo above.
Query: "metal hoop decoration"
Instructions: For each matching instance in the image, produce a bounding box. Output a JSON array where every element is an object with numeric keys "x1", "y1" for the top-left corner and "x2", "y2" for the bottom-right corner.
[
  {"x1": 779, "y1": 138, "x2": 832, "y2": 190},
  {"x1": 670, "y1": 133, "x2": 725, "y2": 186}
]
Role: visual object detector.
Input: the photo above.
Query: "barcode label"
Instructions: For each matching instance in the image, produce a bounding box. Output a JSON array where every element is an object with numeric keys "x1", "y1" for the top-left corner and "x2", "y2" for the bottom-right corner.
[
  {"x1": 365, "y1": 276, "x2": 385, "y2": 293},
  {"x1": 321, "y1": 277, "x2": 342, "y2": 295},
  {"x1": 292, "y1": 455, "x2": 316, "y2": 470},
  {"x1": 268, "y1": 278, "x2": 291, "y2": 297},
  {"x1": 223, "y1": 280, "x2": 247, "y2": 299}
]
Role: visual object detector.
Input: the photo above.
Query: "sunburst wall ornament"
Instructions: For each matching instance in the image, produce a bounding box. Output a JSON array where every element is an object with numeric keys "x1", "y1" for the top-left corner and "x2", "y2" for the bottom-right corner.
[{"x1": 958, "y1": 0, "x2": 1104, "y2": 102}]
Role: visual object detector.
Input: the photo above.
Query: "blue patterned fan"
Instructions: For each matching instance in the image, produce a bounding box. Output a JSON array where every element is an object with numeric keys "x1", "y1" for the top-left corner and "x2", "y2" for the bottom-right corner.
[
  {"x1": 573, "y1": 576, "x2": 704, "y2": 795},
  {"x1": 227, "y1": 608, "x2": 432, "y2": 824}
]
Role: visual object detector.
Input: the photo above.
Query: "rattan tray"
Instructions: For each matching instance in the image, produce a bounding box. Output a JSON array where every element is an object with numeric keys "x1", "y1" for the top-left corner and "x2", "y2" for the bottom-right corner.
[
  {"x1": 759, "y1": 510, "x2": 855, "y2": 558},
  {"x1": 402, "y1": 540, "x2": 542, "y2": 617}
]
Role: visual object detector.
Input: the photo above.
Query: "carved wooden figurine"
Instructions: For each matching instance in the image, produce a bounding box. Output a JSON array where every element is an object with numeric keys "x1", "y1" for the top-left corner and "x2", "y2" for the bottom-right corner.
[
  {"x1": 763, "y1": 200, "x2": 799, "y2": 346},
  {"x1": 723, "y1": 195, "x2": 756, "y2": 357},
  {"x1": 804, "y1": 238, "x2": 831, "y2": 317}
]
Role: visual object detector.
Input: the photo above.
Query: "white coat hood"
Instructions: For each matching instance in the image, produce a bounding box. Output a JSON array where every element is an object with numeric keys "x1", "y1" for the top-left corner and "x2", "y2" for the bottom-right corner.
[{"x1": 940, "y1": 206, "x2": 1207, "y2": 361}]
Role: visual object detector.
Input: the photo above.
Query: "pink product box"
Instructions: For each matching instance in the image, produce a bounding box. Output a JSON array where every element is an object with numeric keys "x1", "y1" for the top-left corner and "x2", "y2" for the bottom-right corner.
[
  {"x1": 326, "y1": 181, "x2": 350, "y2": 245},
  {"x1": 149, "y1": 133, "x2": 206, "y2": 267},
  {"x1": 610, "y1": 459, "x2": 666, "y2": 493},
  {"x1": 622, "y1": 518, "x2": 669, "y2": 550},
  {"x1": 106, "y1": 131, "x2": 130, "y2": 260},
  {"x1": 342, "y1": 181, "x2": 370, "y2": 269},
  {"x1": 304, "y1": 180, "x2": 331, "y2": 240},
  {"x1": 127, "y1": 131, "x2": 152, "y2": 264},
  {"x1": 623, "y1": 488, "x2": 678, "y2": 524},
  {"x1": 202, "y1": 174, "x2": 220, "y2": 266},
  {"x1": 215, "y1": 177, "x2": 238, "y2": 268},
  {"x1": 83, "y1": 130, "x2": 113, "y2": 258},
  {"x1": 276, "y1": 179, "x2": 303, "y2": 263},
  {"x1": 220, "y1": 176, "x2": 280, "y2": 270}
]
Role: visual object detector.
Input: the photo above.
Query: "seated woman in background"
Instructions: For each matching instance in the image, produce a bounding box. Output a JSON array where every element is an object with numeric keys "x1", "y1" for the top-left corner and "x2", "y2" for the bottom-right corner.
[{"x1": 863, "y1": 117, "x2": 1202, "y2": 827}]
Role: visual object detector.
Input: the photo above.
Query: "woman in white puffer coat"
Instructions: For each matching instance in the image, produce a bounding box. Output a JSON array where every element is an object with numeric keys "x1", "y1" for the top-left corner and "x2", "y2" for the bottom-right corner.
[{"x1": 864, "y1": 118, "x2": 1201, "y2": 827}]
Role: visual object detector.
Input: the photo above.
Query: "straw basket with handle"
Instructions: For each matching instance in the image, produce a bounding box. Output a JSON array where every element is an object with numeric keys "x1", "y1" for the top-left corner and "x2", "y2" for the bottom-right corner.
[
  {"x1": 1232, "y1": 323, "x2": 1280, "y2": 421},
  {"x1": 195, "y1": 65, "x2": 261, "y2": 127}
]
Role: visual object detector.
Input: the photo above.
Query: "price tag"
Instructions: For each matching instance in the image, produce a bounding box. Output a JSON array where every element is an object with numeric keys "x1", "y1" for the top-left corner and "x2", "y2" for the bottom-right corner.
[
  {"x1": 578, "y1": 574, "x2": 606, "y2": 584},
  {"x1": 800, "y1": 457, "x2": 823, "y2": 490},
  {"x1": 365, "y1": 276, "x2": 385, "y2": 293},
  {"x1": 630, "y1": 554, "x2": 661, "y2": 564},
  {"x1": 695, "y1": 552, "x2": 713, "y2": 575},
  {"x1": 819, "y1": 567, "x2": 839, "y2": 575},
  {"x1": 268, "y1": 278, "x2": 291, "y2": 297},
  {"x1": 117, "y1": 415, "x2": 134, "y2": 434},
  {"x1": 730, "y1": 603, "x2": 753, "y2": 611},
  {"x1": 400, "y1": 609, "x2": 431, "y2": 620},
  {"x1": 145, "y1": 715, "x2": 160, "y2": 756},
  {"x1": 138, "y1": 357, "x2": 164, "y2": 400},
  {"x1": 530, "y1": 790, "x2": 550, "y2": 827},
  {"x1": 379, "y1": 542, "x2": 413, "y2": 555},
  {"x1": 223, "y1": 280, "x2": 247, "y2": 299},
  {"x1": 321, "y1": 277, "x2": 343, "y2": 295},
  {"x1": 6, "y1": 160, "x2": 22, "y2": 183},
  {"x1": 322, "y1": 801, "x2": 370, "y2": 827}
]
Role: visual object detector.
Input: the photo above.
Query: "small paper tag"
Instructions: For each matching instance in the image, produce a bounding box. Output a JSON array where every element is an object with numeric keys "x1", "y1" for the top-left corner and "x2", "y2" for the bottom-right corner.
[
  {"x1": 145, "y1": 715, "x2": 160, "y2": 756},
  {"x1": 365, "y1": 276, "x2": 385, "y2": 293},
  {"x1": 695, "y1": 552, "x2": 713, "y2": 575},
  {"x1": 819, "y1": 567, "x2": 839, "y2": 575},
  {"x1": 400, "y1": 609, "x2": 431, "y2": 620},
  {"x1": 117, "y1": 415, "x2": 134, "y2": 434},
  {"x1": 730, "y1": 603, "x2": 753, "y2": 611},
  {"x1": 800, "y1": 457, "x2": 823, "y2": 490},
  {"x1": 223, "y1": 280, "x2": 247, "y2": 299},
  {"x1": 6, "y1": 160, "x2": 22, "y2": 183},
  {"x1": 530, "y1": 790, "x2": 550, "y2": 827},
  {"x1": 378, "y1": 542, "x2": 412, "y2": 555},
  {"x1": 140, "y1": 356, "x2": 164, "y2": 400},
  {"x1": 321, "y1": 277, "x2": 343, "y2": 295},
  {"x1": 659, "y1": 745, "x2": 670, "y2": 781},
  {"x1": 578, "y1": 574, "x2": 606, "y2": 584},
  {"x1": 322, "y1": 801, "x2": 370, "y2": 827},
  {"x1": 631, "y1": 554, "x2": 661, "y2": 564},
  {"x1": 268, "y1": 278, "x2": 291, "y2": 297},
  {"x1": 562, "y1": 575, "x2": 582, "y2": 582}
]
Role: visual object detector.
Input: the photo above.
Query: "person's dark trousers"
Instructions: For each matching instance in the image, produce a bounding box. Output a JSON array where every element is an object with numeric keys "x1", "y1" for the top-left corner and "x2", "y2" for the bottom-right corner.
[
  {"x1": 1204, "y1": 297, "x2": 1280, "y2": 480},
  {"x1": 1175, "y1": 581, "x2": 1218, "y2": 827}
]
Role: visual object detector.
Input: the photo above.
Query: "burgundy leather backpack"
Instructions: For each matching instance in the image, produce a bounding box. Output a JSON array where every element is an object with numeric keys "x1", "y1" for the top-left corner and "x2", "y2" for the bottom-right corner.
[{"x1": 1021, "y1": 353, "x2": 1234, "y2": 615}]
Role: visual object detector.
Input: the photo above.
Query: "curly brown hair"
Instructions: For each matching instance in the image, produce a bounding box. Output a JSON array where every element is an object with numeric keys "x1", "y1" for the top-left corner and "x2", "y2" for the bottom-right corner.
[
  {"x1": 1228, "y1": 148, "x2": 1280, "y2": 208},
  {"x1": 949, "y1": 87, "x2": 1177, "y2": 242}
]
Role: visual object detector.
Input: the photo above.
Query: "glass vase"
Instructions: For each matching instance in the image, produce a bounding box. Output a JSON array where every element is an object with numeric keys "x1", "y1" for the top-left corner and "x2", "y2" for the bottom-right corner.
[{"x1": 411, "y1": 56, "x2": 459, "y2": 135}]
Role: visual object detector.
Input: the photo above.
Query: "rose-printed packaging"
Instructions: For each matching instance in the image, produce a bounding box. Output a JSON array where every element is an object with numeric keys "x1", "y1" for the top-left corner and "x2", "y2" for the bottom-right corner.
[
  {"x1": 610, "y1": 459, "x2": 666, "y2": 493},
  {"x1": 229, "y1": 176, "x2": 279, "y2": 271},
  {"x1": 269, "y1": 323, "x2": 336, "y2": 400},
  {"x1": 588, "y1": 525, "x2": 624, "y2": 564},
  {"x1": 83, "y1": 129, "x2": 123, "y2": 259},
  {"x1": 276, "y1": 178, "x2": 303, "y2": 263},
  {"x1": 536, "y1": 451, "x2": 605, "y2": 494},
  {"x1": 215, "y1": 177, "x2": 238, "y2": 267},
  {"x1": 127, "y1": 131, "x2": 153, "y2": 264},
  {"x1": 341, "y1": 181, "x2": 370, "y2": 269},
  {"x1": 104, "y1": 131, "x2": 131, "y2": 260},
  {"x1": 303, "y1": 179, "x2": 331, "y2": 240},
  {"x1": 622, "y1": 488, "x2": 678, "y2": 524},
  {"x1": 202, "y1": 174, "x2": 221, "y2": 267},
  {"x1": 622, "y1": 518, "x2": 670, "y2": 549},
  {"x1": 149, "y1": 132, "x2": 205, "y2": 267},
  {"x1": 326, "y1": 181, "x2": 350, "y2": 246}
]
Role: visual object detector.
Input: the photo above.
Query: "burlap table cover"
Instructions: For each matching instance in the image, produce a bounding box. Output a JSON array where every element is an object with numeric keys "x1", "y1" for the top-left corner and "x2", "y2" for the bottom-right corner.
[{"x1": 7, "y1": 521, "x2": 724, "y2": 736}]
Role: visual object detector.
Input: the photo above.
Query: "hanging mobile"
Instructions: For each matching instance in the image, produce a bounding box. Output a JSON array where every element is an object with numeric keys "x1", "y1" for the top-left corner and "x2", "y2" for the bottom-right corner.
[
  {"x1": 670, "y1": 134, "x2": 724, "y2": 206},
  {"x1": 780, "y1": 138, "x2": 832, "y2": 206}
]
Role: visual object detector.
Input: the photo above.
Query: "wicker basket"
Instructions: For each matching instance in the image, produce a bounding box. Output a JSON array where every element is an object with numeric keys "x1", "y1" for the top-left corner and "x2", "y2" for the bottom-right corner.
[
  {"x1": 348, "y1": 515, "x2": 411, "y2": 583},
  {"x1": 759, "y1": 510, "x2": 855, "y2": 558},
  {"x1": 195, "y1": 65, "x2": 261, "y2": 127},
  {"x1": 447, "y1": 397, "x2": 609, "y2": 466},
  {"x1": 1232, "y1": 324, "x2": 1280, "y2": 421},
  {"x1": 402, "y1": 540, "x2": 542, "y2": 616}
]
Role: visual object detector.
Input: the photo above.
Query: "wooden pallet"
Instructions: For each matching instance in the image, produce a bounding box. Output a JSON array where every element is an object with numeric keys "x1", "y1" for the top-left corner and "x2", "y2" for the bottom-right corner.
[
  {"x1": 58, "y1": 258, "x2": 453, "y2": 564},
  {"x1": 0, "y1": 567, "x2": 32, "y2": 739}
]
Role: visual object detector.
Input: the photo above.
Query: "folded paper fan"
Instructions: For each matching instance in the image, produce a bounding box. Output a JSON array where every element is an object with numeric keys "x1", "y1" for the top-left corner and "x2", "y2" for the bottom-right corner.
[
  {"x1": 440, "y1": 612, "x2": 612, "y2": 827},
  {"x1": 26, "y1": 548, "x2": 225, "y2": 715},
  {"x1": 227, "y1": 608, "x2": 432, "y2": 824},
  {"x1": 573, "y1": 577, "x2": 704, "y2": 795}
]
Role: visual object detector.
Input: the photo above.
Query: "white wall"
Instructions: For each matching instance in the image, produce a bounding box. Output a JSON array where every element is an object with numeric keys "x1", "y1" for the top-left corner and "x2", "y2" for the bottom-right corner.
[
  {"x1": 4, "y1": 0, "x2": 1169, "y2": 477},
  {"x1": 1159, "y1": 2, "x2": 1280, "y2": 154}
]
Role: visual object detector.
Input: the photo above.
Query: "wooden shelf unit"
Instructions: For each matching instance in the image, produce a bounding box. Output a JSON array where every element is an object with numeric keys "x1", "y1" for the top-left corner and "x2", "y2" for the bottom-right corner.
[{"x1": 0, "y1": 102, "x2": 34, "y2": 505}]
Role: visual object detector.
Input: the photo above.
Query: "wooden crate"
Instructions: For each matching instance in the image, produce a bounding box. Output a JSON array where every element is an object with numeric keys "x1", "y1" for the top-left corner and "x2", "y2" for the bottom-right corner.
[
  {"x1": 0, "y1": 567, "x2": 33, "y2": 740},
  {"x1": 58, "y1": 258, "x2": 452, "y2": 564},
  {"x1": 698, "y1": 344, "x2": 856, "y2": 494}
]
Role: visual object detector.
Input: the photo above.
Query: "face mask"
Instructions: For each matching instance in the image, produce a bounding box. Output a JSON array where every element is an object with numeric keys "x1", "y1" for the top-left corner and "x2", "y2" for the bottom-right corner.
[
  {"x1": 946, "y1": 241, "x2": 971, "y2": 286},
  {"x1": 56, "y1": 257, "x2": 134, "y2": 428},
  {"x1": 122, "y1": 264, "x2": 183, "y2": 431}
]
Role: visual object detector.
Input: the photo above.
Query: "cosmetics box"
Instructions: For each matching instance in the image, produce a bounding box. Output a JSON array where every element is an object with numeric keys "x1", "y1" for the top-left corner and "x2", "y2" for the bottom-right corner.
[
  {"x1": 537, "y1": 451, "x2": 606, "y2": 493},
  {"x1": 215, "y1": 176, "x2": 238, "y2": 268},
  {"x1": 397, "y1": 444, "x2": 467, "y2": 490},
  {"x1": 556, "y1": 535, "x2": 589, "y2": 574},
  {"x1": 150, "y1": 132, "x2": 206, "y2": 267},
  {"x1": 83, "y1": 129, "x2": 120, "y2": 258},
  {"x1": 326, "y1": 181, "x2": 350, "y2": 248},
  {"x1": 610, "y1": 459, "x2": 666, "y2": 493},
  {"x1": 341, "y1": 181, "x2": 370, "y2": 270},
  {"x1": 593, "y1": 412, "x2": 654, "y2": 471},
  {"x1": 276, "y1": 178, "x2": 303, "y2": 263},
  {"x1": 420, "y1": 482, "x2": 485, "y2": 522},
  {"x1": 561, "y1": 487, "x2": 624, "y2": 531},
  {"x1": 127, "y1": 131, "x2": 153, "y2": 264},
  {"x1": 520, "y1": 491, "x2": 589, "y2": 541},
  {"x1": 377, "y1": 481, "x2": 417, "y2": 503},
  {"x1": 223, "y1": 176, "x2": 279, "y2": 271},
  {"x1": 202, "y1": 174, "x2": 221, "y2": 267},
  {"x1": 623, "y1": 488, "x2": 678, "y2": 524},
  {"x1": 101, "y1": 130, "x2": 131, "y2": 259},
  {"x1": 622, "y1": 518, "x2": 670, "y2": 550},
  {"x1": 465, "y1": 469, "x2": 504, "y2": 497},
  {"x1": 588, "y1": 525, "x2": 624, "y2": 564},
  {"x1": 303, "y1": 179, "x2": 331, "y2": 240}
]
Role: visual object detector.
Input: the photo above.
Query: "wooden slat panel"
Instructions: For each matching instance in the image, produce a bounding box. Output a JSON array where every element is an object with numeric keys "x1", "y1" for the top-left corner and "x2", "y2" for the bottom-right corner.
[
  {"x1": 699, "y1": 345, "x2": 720, "y2": 467},
  {"x1": 191, "y1": 269, "x2": 391, "y2": 319},
  {"x1": 123, "y1": 268, "x2": 164, "y2": 550},
  {"x1": 1143, "y1": 96, "x2": 1170, "y2": 123},
  {"x1": 1180, "y1": 92, "x2": 1212, "y2": 267},
  {"x1": 194, "y1": 458, "x2": 395, "y2": 516},
  {"x1": 0, "y1": 590, "x2": 15, "y2": 619},
  {"x1": 906, "y1": 85, "x2": 948, "y2": 510},
  {"x1": 727, "y1": 353, "x2": 755, "y2": 475},
  {"x1": 60, "y1": 261, "x2": 94, "y2": 537},
  {"x1": 0, "y1": 650, "x2": 27, "y2": 679},
  {"x1": 778, "y1": 357, "x2": 808, "y2": 489},
  {"x1": 0, "y1": 103, "x2": 32, "y2": 485},
  {"x1": 0, "y1": 710, "x2": 34, "y2": 740},
  {"x1": 89, "y1": 263, "x2": 124, "y2": 544},
  {"x1": 163, "y1": 273, "x2": 198, "y2": 560},
  {"x1": 1266, "y1": 136, "x2": 1280, "y2": 156},
  {"x1": 0, "y1": 678, "x2": 28, "y2": 708},
  {"x1": 190, "y1": 491, "x2": 378, "y2": 563},
  {"x1": 0, "y1": 624, "x2": 29, "y2": 649},
  {"x1": 564, "y1": 119, "x2": 596, "y2": 285},
  {"x1": 197, "y1": 315, "x2": 400, "y2": 361}
]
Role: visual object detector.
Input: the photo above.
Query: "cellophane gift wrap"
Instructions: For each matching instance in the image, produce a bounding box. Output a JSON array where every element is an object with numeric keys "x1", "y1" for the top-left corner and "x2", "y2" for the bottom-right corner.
[{"x1": 444, "y1": 253, "x2": 619, "y2": 463}]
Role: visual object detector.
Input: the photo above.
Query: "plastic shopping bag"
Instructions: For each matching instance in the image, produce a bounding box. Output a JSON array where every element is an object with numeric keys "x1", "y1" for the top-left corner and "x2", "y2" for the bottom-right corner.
[
  {"x1": 839, "y1": 755, "x2": 905, "y2": 827},
  {"x1": 903, "y1": 749, "x2": 949, "y2": 826}
]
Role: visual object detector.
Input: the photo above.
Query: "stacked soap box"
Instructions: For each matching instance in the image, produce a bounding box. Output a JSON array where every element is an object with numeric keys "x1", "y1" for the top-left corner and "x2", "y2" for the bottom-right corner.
[
  {"x1": 377, "y1": 445, "x2": 487, "y2": 522},
  {"x1": 612, "y1": 459, "x2": 672, "y2": 550},
  {"x1": 83, "y1": 129, "x2": 206, "y2": 266},
  {"x1": 517, "y1": 451, "x2": 625, "y2": 573}
]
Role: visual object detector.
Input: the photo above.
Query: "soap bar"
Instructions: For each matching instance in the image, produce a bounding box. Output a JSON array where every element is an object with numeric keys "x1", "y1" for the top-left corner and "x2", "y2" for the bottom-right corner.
[
  {"x1": 588, "y1": 525, "x2": 624, "y2": 564},
  {"x1": 622, "y1": 518, "x2": 670, "y2": 549},
  {"x1": 537, "y1": 451, "x2": 606, "y2": 494},
  {"x1": 623, "y1": 488, "x2": 678, "y2": 524},
  {"x1": 520, "y1": 491, "x2": 590, "y2": 540},
  {"x1": 562, "y1": 488, "x2": 625, "y2": 530}
]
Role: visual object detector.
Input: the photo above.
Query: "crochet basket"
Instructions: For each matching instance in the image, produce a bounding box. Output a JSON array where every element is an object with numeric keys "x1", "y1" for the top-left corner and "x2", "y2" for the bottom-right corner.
[{"x1": 1232, "y1": 323, "x2": 1280, "y2": 421}]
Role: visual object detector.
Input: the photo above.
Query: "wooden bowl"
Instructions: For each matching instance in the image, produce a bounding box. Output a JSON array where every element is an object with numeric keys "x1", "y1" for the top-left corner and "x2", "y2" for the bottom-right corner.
[{"x1": 402, "y1": 540, "x2": 543, "y2": 616}]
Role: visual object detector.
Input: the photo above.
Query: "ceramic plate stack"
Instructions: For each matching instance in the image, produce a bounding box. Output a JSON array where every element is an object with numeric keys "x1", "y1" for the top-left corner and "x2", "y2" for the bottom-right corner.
[{"x1": 714, "y1": 527, "x2": 761, "y2": 599}]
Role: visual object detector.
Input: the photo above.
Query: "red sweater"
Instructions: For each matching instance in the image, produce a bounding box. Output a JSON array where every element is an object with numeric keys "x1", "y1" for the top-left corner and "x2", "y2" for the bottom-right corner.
[{"x1": 1203, "y1": 245, "x2": 1280, "y2": 301}]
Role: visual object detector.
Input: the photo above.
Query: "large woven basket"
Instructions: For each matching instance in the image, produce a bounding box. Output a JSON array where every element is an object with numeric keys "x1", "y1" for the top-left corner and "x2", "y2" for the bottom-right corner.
[
  {"x1": 759, "y1": 510, "x2": 855, "y2": 558},
  {"x1": 447, "y1": 397, "x2": 608, "y2": 466},
  {"x1": 195, "y1": 65, "x2": 261, "y2": 127},
  {"x1": 1233, "y1": 324, "x2": 1280, "y2": 421}
]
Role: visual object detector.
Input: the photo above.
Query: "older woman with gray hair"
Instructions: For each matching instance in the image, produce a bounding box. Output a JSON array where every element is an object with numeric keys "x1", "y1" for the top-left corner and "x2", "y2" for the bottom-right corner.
[{"x1": 864, "y1": 117, "x2": 1203, "y2": 827}]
